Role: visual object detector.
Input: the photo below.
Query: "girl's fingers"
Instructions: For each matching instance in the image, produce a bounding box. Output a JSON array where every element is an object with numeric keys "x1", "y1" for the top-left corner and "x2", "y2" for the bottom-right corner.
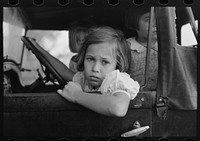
[{"x1": 57, "y1": 89, "x2": 62, "y2": 95}]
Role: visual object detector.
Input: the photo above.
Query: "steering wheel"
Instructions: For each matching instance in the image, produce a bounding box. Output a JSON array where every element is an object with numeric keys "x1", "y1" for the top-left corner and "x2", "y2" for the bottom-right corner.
[{"x1": 21, "y1": 36, "x2": 74, "y2": 87}]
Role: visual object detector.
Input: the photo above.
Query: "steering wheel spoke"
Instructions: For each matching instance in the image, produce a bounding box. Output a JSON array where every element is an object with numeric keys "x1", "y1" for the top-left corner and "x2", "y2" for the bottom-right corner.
[{"x1": 21, "y1": 36, "x2": 74, "y2": 87}]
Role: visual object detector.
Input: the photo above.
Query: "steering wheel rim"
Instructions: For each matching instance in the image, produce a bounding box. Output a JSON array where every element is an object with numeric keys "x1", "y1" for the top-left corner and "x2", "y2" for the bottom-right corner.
[{"x1": 21, "y1": 36, "x2": 74, "y2": 87}]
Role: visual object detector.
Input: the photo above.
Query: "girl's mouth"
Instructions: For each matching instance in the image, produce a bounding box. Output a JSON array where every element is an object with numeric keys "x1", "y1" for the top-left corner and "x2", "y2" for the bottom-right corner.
[
  {"x1": 89, "y1": 75, "x2": 101, "y2": 81},
  {"x1": 88, "y1": 76, "x2": 102, "y2": 88}
]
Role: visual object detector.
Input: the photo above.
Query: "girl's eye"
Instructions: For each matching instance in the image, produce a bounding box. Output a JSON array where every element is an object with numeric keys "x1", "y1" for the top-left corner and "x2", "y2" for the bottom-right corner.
[
  {"x1": 86, "y1": 57, "x2": 94, "y2": 62},
  {"x1": 102, "y1": 60, "x2": 109, "y2": 65}
]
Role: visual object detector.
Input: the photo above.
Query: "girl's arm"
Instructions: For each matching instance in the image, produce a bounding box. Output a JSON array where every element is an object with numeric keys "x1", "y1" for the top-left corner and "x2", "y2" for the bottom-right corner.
[
  {"x1": 57, "y1": 82, "x2": 130, "y2": 117},
  {"x1": 77, "y1": 91, "x2": 130, "y2": 117}
]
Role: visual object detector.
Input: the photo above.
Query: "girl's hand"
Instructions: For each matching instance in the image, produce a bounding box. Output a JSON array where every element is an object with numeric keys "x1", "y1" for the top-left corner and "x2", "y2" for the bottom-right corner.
[{"x1": 57, "y1": 82, "x2": 83, "y2": 103}]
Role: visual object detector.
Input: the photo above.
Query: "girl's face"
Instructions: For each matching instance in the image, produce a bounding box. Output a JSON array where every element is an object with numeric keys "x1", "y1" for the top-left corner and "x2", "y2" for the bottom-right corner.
[
  {"x1": 136, "y1": 12, "x2": 157, "y2": 42},
  {"x1": 84, "y1": 42, "x2": 117, "y2": 89}
]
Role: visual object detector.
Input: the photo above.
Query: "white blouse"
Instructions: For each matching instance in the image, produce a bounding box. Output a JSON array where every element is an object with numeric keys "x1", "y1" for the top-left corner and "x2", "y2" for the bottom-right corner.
[{"x1": 72, "y1": 70, "x2": 140, "y2": 100}]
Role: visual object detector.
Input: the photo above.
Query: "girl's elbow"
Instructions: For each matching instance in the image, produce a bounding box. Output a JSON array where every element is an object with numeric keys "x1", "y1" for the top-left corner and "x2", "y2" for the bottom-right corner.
[{"x1": 109, "y1": 104, "x2": 128, "y2": 117}]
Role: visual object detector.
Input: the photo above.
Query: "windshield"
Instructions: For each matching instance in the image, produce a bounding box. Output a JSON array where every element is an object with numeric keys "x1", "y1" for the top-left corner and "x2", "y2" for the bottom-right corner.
[
  {"x1": 3, "y1": 22, "x2": 25, "y2": 63},
  {"x1": 22, "y1": 30, "x2": 75, "y2": 84},
  {"x1": 3, "y1": 27, "x2": 75, "y2": 84}
]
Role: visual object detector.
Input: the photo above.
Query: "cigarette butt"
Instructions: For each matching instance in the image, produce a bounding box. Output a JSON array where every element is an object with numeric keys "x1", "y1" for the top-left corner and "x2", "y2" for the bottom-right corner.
[{"x1": 121, "y1": 126, "x2": 150, "y2": 137}]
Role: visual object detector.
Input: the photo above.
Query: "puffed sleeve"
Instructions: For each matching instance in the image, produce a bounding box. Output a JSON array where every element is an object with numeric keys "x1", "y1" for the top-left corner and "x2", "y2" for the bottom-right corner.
[
  {"x1": 99, "y1": 70, "x2": 140, "y2": 100},
  {"x1": 72, "y1": 72, "x2": 84, "y2": 85}
]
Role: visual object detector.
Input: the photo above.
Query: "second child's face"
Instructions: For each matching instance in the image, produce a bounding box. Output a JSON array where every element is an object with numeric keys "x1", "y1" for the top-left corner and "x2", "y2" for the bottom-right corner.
[
  {"x1": 75, "y1": 32, "x2": 85, "y2": 52},
  {"x1": 136, "y1": 12, "x2": 157, "y2": 42},
  {"x1": 84, "y1": 42, "x2": 117, "y2": 89}
]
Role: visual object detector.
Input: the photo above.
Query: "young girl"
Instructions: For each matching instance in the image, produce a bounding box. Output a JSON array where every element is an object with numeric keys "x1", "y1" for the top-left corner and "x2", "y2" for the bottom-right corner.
[
  {"x1": 68, "y1": 20, "x2": 92, "y2": 72},
  {"x1": 58, "y1": 26, "x2": 140, "y2": 117},
  {"x1": 125, "y1": 7, "x2": 158, "y2": 90}
]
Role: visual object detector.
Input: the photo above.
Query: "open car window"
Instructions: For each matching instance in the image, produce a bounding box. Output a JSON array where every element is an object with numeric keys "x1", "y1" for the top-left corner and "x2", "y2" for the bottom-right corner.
[{"x1": 181, "y1": 21, "x2": 198, "y2": 46}]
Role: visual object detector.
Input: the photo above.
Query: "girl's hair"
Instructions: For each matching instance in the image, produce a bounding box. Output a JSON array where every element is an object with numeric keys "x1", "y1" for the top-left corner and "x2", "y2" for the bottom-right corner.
[
  {"x1": 125, "y1": 7, "x2": 151, "y2": 31},
  {"x1": 76, "y1": 26, "x2": 131, "y2": 72}
]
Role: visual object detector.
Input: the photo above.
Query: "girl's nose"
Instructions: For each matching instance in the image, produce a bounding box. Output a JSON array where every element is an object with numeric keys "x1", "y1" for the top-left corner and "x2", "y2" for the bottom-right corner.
[{"x1": 92, "y1": 62, "x2": 100, "y2": 73}]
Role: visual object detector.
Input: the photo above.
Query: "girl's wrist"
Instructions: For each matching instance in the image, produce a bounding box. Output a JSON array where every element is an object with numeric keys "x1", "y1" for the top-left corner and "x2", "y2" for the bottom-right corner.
[{"x1": 74, "y1": 91, "x2": 83, "y2": 104}]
